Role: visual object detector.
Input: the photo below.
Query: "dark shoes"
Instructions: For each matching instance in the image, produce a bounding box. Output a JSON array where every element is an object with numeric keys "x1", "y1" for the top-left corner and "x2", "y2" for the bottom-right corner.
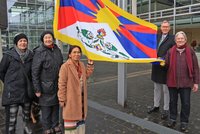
[
  {"x1": 54, "y1": 124, "x2": 63, "y2": 134},
  {"x1": 180, "y1": 122, "x2": 189, "y2": 133},
  {"x1": 167, "y1": 120, "x2": 189, "y2": 132},
  {"x1": 167, "y1": 119, "x2": 176, "y2": 128},
  {"x1": 161, "y1": 110, "x2": 169, "y2": 120},
  {"x1": 24, "y1": 125, "x2": 33, "y2": 134},
  {"x1": 147, "y1": 106, "x2": 159, "y2": 114},
  {"x1": 44, "y1": 129, "x2": 54, "y2": 134}
]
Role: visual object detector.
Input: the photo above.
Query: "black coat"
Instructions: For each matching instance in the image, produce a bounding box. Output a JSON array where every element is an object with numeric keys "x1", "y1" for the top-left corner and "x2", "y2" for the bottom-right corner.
[
  {"x1": 0, "y1": 48, "x2": 33, "y2": 106},
  {"x1": 32, "y1": 44, "x2": 63, "y2": 106},
  {"x1": 151, "y1": 34, "x2": 175, "y2": 84}
]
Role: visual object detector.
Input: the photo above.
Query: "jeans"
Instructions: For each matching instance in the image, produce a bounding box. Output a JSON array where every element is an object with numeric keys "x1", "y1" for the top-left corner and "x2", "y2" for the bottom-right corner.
[{"x1": 169, "y1": 87, "x2": 191, "y2": 123}]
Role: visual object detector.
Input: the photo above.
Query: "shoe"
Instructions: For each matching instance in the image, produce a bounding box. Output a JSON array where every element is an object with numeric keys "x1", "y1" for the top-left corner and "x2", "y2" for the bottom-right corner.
[
  {"x1": 167, "y1": 119, "x2": 176, "y2": 128},
  {"x1": 161, "y1": 110, "x2": 169, "y2": 120},
  {"x1": 53, "y1": 124, "x2": 63, "y2": 134},
  {"x1": 147, "y1": 106, "x2": 159, "y2": 114},
  {"x1": 8, "y1": 130, "x2": 15, "y2": 134},
  {"x1": 24, "y1": 125, "x2": 33, "y2": 134},
  {"x1": 180, "y1": 122, "x2": 189, "y2": 133},
  {"x1": 44, "y1": 129, "x2": 54, "y2": 134}
]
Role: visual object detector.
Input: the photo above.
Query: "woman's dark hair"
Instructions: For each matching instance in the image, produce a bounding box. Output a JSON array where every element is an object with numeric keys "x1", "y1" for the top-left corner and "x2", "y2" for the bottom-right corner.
[
  {"x1": 67, "y1": 45, "x2": 82, "y2": 59},
  {"x1": 40, "y1": 30, "x2": 55, "y2": 43}
]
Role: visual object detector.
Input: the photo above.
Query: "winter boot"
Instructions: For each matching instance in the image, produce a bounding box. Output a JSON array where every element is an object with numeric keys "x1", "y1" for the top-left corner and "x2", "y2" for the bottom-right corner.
[
  {"x1": 24, "y1": 122, "x2": 33, "y2": 134},
  {"x1": 44, "y1": 129, "x2": 54, "y2": 134},
  {"x1": 53, "y1": 124, "x2": 63, "y2": 134}
]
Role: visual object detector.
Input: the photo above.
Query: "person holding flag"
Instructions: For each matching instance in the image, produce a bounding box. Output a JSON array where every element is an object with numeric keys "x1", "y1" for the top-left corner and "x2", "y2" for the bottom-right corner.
[
  {"x1": 148, "y1": 20, "x2": 175, "y2": 119},
  {"x1": 166, "y1": 31, "x2": 199, "y2": 132},
  {"x1": 58, "y1": 45, "x2": 94, "y2": 134}
]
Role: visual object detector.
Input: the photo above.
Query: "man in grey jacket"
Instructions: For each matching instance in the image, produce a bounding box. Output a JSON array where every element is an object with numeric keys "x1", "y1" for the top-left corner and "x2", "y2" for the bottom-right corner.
[{"x1": 148, "y1": 20, "x2": 175, "y2": 119}]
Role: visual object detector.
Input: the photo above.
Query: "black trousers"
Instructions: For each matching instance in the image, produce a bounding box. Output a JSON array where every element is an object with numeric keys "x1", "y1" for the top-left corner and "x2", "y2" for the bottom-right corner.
[
  {"x1": 41, "y1": 104, "x2": 59, "y2": 131},
  {"x1": 5, "y1": 102, "x2": 31, "y2": 134},
  {"x1": 169, "y1": 87, "x2": 191, "y2": 123}
]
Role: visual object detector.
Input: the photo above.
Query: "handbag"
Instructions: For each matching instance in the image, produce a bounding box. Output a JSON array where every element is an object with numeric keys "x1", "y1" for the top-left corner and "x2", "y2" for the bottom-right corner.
[{"x1": 20, "y1": 64, "x2": 36, "y2": 99}]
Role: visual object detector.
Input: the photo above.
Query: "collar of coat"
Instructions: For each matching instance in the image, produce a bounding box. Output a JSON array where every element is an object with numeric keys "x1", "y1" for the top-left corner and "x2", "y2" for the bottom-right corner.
[
  {"x1": 4, "y1": 47, "x2": 33, "y2": 63},
  {"x1": 66, "y1": 59, "x2": 85, "y2": 81}
]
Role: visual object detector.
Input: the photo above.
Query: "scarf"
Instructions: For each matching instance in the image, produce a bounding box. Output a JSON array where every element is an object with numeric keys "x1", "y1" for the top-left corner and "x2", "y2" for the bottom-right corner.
[
  {"x1": 168, "y1": 44, "x2": 193, "y2": 86},
  {"x1": 46, "y1": 44, "x2": 54, "y2": 49},
  {"x1": 72, "y1": 61, "x2": 82, "y2": 79},
  {"x1": 14, "y1": 45, "x2": 30, "y2": 63}
]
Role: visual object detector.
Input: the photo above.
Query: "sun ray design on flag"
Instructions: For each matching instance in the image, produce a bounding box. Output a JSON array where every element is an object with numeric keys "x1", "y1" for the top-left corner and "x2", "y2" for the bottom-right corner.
[{"x1": 54, "y1": 0, "x2": 160, "y2": 63}]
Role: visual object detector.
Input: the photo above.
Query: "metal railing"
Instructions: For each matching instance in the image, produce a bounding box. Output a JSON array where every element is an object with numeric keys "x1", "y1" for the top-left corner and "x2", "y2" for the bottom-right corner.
[{"x1": 137, "y1": 3, "x2": 200, "y2": 21}]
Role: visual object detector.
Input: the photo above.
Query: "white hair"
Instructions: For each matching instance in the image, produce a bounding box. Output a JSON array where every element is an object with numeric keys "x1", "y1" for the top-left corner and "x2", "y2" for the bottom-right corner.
[{"x1": 175, "y1": 31, "x2": 187, "y2": 41}]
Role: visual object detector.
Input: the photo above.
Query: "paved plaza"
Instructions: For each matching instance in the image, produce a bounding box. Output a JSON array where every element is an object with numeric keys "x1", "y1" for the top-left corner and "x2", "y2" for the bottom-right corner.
[{"x1": 1, "y1": 61, "x2": 200, "y2": 134}]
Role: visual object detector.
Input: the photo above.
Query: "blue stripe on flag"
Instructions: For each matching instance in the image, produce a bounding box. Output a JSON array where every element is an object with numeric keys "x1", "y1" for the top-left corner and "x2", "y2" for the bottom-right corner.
[
  {"x1": 91, "y1": 0, "x2": 100, "y2": 7},
  {"x1": 115, "y1": 32, "x2": 149, "y2": 58},
  {"x1": 117, "y1": 16, "x2": 138, "y2": 25},
  {"x1": 60, "y1": 0, "x2": 97, "y2": 18},
  {"x1": 130, "y1": 31, "x2": 157, "y2": 49}
]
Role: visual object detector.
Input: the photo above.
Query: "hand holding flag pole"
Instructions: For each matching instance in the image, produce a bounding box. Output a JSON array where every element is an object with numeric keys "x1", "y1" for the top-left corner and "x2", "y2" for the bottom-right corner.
[
  {"x1": 152, "y1": 57, "x2": 165, "y2": 66},
  {"x1": 88, "y1": 59, "x2": 94, "y2": 65}
]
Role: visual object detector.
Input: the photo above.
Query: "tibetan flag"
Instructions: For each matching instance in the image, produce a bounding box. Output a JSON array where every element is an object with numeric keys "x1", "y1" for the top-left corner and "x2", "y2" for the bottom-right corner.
[{"x1": 54, "y1": 0, "x2": 160, "y2": 63}]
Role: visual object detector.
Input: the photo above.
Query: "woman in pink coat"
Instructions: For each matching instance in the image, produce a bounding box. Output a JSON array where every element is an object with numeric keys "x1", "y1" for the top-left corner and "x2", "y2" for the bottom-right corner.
[{"x1": 58, "y1": 45, "x2": 94, "y2": 134}]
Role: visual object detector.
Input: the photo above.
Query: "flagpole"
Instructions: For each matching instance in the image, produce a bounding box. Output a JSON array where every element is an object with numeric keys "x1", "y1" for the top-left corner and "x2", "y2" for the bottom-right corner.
[
  {"x1": 117, "y1": 0, "x2": 137, "y2": 107},
  {"x1": 117, "y1": 0, "x2": 127, "y2": 107},
  {"x1": 54, "y1": 0, "x2": 63, "y2": 53},
  {"x1": 0, "y1": 29, "x2": 4, "y2": 107},
  {"x1": 173, "y1": 0, "x2": 176, "y2": 34},
  {"x1": 54, "y1": 0, "x2": 64, "y2": 131},
  {"x1": 0, "y1": 29, "x2": 2, "y2": 61}
]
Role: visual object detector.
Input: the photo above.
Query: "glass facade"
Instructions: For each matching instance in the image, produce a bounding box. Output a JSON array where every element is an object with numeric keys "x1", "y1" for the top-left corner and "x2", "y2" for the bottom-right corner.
[
  {"x1": 111, "y1": 0, "x2": 133, "y2": 13},
  {"x1": 136, "y1": 0, "x2": 200, "y2": 51},
  {"x1": 2, "y1": 0, "x2": 54, "y2": 50},
  {"x1": 2, "y1": 0, "x2": 200, "y2": 51}
]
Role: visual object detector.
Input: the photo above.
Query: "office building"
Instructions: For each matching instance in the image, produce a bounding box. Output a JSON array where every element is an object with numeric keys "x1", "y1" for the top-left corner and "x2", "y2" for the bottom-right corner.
[{"x1": 1, "y1": 0, "x2": 200, "y2": 51}]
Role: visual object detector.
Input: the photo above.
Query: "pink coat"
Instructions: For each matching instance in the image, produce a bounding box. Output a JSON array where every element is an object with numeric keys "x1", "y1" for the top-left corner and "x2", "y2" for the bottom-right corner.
[{"x1": 58, "y1": 59, "x2": 94, "y2": 121}]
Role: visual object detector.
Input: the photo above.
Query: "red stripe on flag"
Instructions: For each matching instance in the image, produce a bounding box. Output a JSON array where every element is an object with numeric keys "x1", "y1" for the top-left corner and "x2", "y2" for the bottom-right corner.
[
  {"x1": 58, "y1": 7, "x2": 75, "y2": 30},
  {"x1": 78, "y1": 0, "x2": 98, "y2": 12},
  {"x1": 119, "y1": 26, "x2": 157, "y2": 58},
  {"x1": 58, "y1": 7, "x2": 96, "y2": 30},
  {"x1": 108, "y1": 8, "x2": 120, "y2": 17},
  {"x1": 124, "y1": 24, "x2": 157, "y2": 34},
  {"x1": 97, "y1": 0, "x2": 105, "y2": 8}
]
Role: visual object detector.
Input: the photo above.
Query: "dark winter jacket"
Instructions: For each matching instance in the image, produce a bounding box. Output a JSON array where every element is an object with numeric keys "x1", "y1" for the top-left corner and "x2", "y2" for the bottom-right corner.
[
  {"x1": 0, "y1": 48, "x2": 33, "y2": 106},
  {"x1": 151, "y1": 34, "x2": 175, "y2": 84},
  {"x1": 32, "y1": 44, "x2": 63, "y2": 106}
]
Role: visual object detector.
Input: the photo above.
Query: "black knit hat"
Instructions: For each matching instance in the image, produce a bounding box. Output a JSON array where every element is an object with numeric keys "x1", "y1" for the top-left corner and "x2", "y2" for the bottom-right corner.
[
  {"x1": 13, "y1": 33, "x2": 28, "y2": 45},
  {"x1": 40, "y1": 31, "x2": 55, "y2": 43}
]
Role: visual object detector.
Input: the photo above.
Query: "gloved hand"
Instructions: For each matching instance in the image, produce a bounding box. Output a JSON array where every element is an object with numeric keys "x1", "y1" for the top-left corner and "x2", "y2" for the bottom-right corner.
[
  {"x1": 152, "y1": 57, "x2": 165, "y2": 66},
  {"x1": 152, "y1": 62, "x2": 160, "y2": 65}
]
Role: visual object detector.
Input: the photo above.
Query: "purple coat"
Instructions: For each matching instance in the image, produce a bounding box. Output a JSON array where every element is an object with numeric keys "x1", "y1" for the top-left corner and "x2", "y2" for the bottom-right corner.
[{"x1": 165, "y1": 47, "x2": 199, "y2": 88}]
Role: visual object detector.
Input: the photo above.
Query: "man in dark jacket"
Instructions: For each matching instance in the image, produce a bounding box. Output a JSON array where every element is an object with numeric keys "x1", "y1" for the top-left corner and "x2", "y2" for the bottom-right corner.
[
  {"x1": 0, "y1": 33, "x2": 33, "y2": 134},
  {"x1": 32, "y1": 31, "x2": 63, "y2": 134},
  {"x1": 148, "y1": 20, "x2": 175, "y2": 119}
]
